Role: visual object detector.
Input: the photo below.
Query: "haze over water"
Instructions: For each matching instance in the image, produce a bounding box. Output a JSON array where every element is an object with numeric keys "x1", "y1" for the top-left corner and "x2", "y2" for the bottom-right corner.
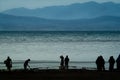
[{"x1": 0, "y1": 31, "x2": 120, "y2": 62}]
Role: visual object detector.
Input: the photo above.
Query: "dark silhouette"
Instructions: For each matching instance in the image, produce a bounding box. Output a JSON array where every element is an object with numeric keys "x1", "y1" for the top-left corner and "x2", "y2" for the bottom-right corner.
[
  {"x1": 96, "y1": 56, "x2": 100, "y2": 70},
  {"x1": 4, "y1": 56, "x2": 12, "y2": 71},
  {"x1": 96, "y1": 55, "x2": 105, "y2": 71},
  {"x1": 24, "y1": 59, "x2": 31, "y2": 70},
  {"x1": 100, "y1": 56, "x2": 105, "y2": 71},
  {"x1": 65, "y1": 55, "x2": 70, "y2": 69},
  {"x1": 108, "y1": 56, "x2": 115, "y2": 71},
  {"x1": 116, "y1": 55, "x2": 120, "y2": 70},
  {"x1": 60, "y1": 55, "x2": 64, "y2": 69}
]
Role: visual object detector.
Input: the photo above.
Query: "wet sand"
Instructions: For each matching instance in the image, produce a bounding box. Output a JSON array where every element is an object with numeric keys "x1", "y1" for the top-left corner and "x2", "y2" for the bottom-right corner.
[{"x1": 0, "y1": 69, "x2": 120, "y2": 80}]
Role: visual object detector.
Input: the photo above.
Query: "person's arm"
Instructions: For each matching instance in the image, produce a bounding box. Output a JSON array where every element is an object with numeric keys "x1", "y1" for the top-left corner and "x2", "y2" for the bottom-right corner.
[{"x1": 28, "y1": 64, "x2": 30, "y2": 68}]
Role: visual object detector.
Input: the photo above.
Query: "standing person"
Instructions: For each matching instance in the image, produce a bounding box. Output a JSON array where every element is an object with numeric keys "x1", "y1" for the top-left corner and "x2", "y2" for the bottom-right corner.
[
  {"x1": 99, "y1": 56, "x2": 105, "y2": 71},
  {"x1": 108, "y1": 56, "x2": 115, "y2": 71},
  {"x1": 24, "y1": 59, "x2": 31, "y2": 70},
  {"x1": 116, "y1": 54, "x2": 120, "y2": 70},
  {"x1": 96, "y1": 55, "x2": 105, "y2": 71},
  {"x1": 96, "y1": 56, "x2": 101, "y2": 71},
  {"x1": 60, "y1": 55, "x2": 64, "y2": 69},
  {"x1": 4, "y1": 56, "x2": 12, "y2": 71},
  {"x1": 65, "y1": 55, "x2": 70, "y2": 69}
]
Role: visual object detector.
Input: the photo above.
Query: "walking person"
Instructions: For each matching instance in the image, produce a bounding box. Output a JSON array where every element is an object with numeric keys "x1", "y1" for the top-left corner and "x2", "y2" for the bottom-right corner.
[
  {"x1": 4, "y1": 56, "x2": 12, "y2": 71},
  {"x1": 65, "y1": 55, "x2": 69, "y2": 69},
  {"x1": 24, "y1": 59, "x2": 31, "y2": 70},
  {"x1": 108, "y1": 56, "x2": 115, "y2": 71}
]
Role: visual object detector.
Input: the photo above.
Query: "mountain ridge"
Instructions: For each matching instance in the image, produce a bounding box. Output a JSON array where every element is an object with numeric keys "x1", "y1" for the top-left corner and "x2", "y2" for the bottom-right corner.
[
  {"x1": 0, "y1": 13, "x2": 120, "y2": 31},
  {"x1": 2, "y1": 1, "x2": 120, "y2": 20}
]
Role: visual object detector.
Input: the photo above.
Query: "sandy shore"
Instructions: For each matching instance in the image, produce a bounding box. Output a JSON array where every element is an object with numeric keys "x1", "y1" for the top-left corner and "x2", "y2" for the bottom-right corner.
[{"x1": 0, "y1": 69, "x2": 120, "y2": 80}]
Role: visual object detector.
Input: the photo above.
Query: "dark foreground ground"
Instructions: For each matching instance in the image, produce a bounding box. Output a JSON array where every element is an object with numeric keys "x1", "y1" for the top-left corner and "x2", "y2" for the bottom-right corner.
[{"x1": 0, "y1": 69, "x2": 120, "y2": 80}]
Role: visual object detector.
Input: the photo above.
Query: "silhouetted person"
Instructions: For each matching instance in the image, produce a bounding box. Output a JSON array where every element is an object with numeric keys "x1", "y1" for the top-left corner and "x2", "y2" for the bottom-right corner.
[
  {"x1": 96, "y1": 56, "x2": 101, "y2": 71},
  {"x1": 116, "y1": 55, "x2": 120, "y2": 70},
  {"x1": 108, "y1": 56, "x2": 115, "y2": 71},
  {"x1": 65, "y1": 55, "x2": 69, "y2": 69},
  {"x1": 100, "y1": 56, "x2": 105, "y2": 71},
  {"x1": 60, "y1": 55, "x2": 64, "y2": 69},
  {"x1": 4, "y1": 56, "x2": 12, "y2": 71},
  {"x1": 96, "y1": 55, "x2": 105, "y2": 71},
  {"x1": 24, "y1": 59, "x2": 30, "y2": 70}
]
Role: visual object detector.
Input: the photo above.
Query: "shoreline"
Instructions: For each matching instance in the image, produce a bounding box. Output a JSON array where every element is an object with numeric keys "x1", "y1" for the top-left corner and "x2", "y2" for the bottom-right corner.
[{"x1": 0, "y1": 61, "x2": 110, "y2": 69}]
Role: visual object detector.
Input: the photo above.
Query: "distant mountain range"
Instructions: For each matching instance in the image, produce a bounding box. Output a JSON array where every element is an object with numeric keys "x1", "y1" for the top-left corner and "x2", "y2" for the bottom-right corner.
[
  {"x1": 2, "y1": 1, "x2": 120, "y2": 20},
  {"x1": 1, "y1": 1, "x2": 120, "y2": 31},
  {"x1": 0, "y1": 13, "x2": 120, "y2": 31}
]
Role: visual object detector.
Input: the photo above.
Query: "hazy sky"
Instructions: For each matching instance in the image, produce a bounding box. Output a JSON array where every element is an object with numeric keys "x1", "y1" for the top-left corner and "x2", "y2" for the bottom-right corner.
[{"x1": 0, "y1": 0, "x2": 120, "y2": 12}]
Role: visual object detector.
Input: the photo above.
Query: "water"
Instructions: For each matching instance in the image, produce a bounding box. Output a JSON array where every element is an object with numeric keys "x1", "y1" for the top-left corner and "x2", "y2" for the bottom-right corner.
[
  {"x1": 0, "y1": 61, "x2": 110, "y2": 70},
  {"x1": 0, "y1": 31, "x2": 120, "y2": 69}
]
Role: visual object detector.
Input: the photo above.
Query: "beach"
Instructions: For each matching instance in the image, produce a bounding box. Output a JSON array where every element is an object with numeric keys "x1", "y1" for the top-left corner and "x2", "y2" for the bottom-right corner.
[
  {"x1": 0, "y1": 31, "x2": 120, "y2": 80},
  {"x1": 0, "y1": 69, "x2": 120, "y2": 80},
  {"x1": 1, "y1": 0, "x2": 120, "y2": 80}
]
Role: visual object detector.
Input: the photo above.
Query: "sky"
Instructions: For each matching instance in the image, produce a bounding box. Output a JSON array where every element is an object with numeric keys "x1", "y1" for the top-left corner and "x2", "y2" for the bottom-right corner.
[{"x1": 0, "y1": 0, "x2": 120, "y2": 12}]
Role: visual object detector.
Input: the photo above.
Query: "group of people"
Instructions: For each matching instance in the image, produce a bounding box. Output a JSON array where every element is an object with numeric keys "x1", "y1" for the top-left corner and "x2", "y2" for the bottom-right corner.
[
  {"x1": 4, "y1": 56, "x2": 31, "y2": 71},
  {"x1": 60, "y1": 55, "x2": 70, "y2": 69},
  {"x1": 3, "y1": 54, "x2": 120, "y2": 71},
  {"x1": 3, "y1": 55, "x2": 69, "y2": 71},
  {"x1": 96, "y1": 55, "x2": 120, "y2": 71}
]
